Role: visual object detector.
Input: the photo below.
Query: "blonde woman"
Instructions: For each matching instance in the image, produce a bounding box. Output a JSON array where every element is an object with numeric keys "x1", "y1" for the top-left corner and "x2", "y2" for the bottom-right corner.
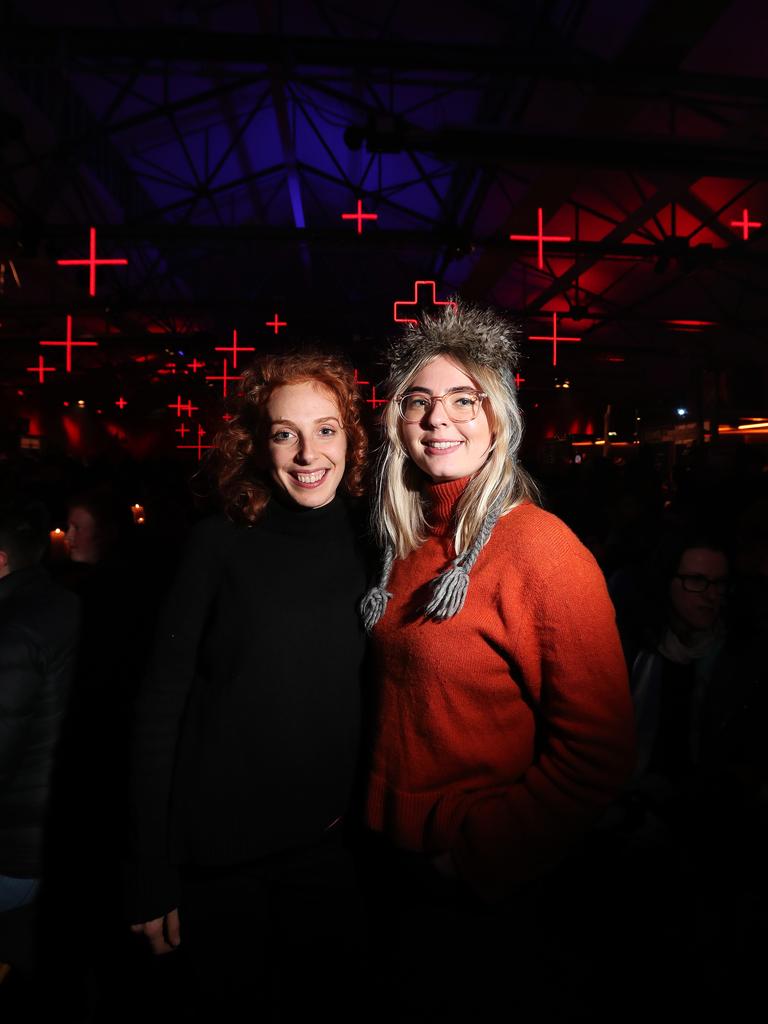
[{"x1": 360, "y1": 301, "x2": 636, "y2": 1018}]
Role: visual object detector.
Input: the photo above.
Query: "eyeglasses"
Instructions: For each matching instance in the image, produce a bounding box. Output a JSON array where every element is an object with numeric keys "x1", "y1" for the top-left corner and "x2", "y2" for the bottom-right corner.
[
  {"x1": 396, "y1": 389, "x2": 487, "y2": 423},
  {"x1": 675, "y1": 573, "x2": 729, "y2": 596}
]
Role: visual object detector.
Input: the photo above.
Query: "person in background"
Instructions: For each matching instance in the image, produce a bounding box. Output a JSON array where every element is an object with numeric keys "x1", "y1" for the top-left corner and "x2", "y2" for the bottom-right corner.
[
  {"x1": 360, "y1": 300, "x2": 636, "y2": 1020},
  {"x1": 0, "y1": 497, "x2": 80, "y2": 983}
]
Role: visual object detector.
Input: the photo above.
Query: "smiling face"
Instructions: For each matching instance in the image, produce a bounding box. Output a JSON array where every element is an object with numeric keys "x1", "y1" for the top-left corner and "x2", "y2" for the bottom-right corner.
[
  {"x1": 266, "y1": 381, "x2": 347, "y2": 508},
  {"x1": 399, "y1": 354, "x2": 493, "y2": 483}
]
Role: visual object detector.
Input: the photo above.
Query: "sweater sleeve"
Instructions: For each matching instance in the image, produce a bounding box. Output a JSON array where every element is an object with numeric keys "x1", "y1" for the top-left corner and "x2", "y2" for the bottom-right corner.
[
  {"x1": 451, "y1": 548, "x2": 636, "y2": 901},
  {"x1": 125, "y1": 519, "x2": 223, "y2": 924}
]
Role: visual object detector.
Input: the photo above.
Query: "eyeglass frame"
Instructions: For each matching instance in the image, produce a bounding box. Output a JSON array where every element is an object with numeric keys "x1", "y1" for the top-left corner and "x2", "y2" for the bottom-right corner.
[
  {"x1": 394, "y1": 388, "x2": 488, "y2": 423},
  {"x1": 674, "y1": 573, "x2": 729, "y2": 596}
]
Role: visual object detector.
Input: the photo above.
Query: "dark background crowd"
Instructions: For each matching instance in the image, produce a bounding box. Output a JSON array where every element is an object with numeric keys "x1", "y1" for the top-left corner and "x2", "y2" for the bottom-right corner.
[{"x1": 1, "y1": 433, "x2": 767, "y2": 1022}]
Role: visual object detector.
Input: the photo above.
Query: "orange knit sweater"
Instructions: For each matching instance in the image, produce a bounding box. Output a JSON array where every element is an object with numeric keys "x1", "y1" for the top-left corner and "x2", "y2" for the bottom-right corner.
[{"x1": 366, "y1": 476, "x2": 636, "y2": 901}]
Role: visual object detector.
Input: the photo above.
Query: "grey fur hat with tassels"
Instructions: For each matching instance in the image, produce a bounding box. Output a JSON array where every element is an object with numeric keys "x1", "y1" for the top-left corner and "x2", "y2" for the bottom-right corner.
[
  {"x1": 360, "y1": 299, "x2": 524, "y2": 632},
  {"x1": 386, "y1": 300, "x2": 522, "y2": 390}
]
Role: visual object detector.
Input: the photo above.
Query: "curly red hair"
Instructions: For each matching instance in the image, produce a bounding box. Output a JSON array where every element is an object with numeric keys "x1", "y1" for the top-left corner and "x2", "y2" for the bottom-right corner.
[{"x1": 209, "y1": 350, "x2": 368, "y2": 524}]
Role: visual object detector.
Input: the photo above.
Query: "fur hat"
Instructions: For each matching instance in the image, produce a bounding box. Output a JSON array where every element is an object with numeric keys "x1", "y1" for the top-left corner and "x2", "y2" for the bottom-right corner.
[{"x1": 385, "y1": 299, "x2": 523, "y2": 388}]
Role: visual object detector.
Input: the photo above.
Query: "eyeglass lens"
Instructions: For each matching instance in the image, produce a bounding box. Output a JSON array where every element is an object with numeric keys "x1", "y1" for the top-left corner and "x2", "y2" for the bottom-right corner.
[{"x1": 400, "y1": 391, "x2": 480, "y2": 422}]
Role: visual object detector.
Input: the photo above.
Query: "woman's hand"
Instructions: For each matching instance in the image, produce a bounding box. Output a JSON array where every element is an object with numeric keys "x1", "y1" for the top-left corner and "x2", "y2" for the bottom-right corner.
[{"x1": 130, "y1": 907, "x2": 180, "y2": 954}]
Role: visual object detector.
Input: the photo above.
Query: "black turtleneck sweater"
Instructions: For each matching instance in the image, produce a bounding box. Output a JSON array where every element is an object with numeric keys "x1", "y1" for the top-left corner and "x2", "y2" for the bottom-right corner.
[{"x1": 129, "y1": 494, "x2": 368, "y2": 922}]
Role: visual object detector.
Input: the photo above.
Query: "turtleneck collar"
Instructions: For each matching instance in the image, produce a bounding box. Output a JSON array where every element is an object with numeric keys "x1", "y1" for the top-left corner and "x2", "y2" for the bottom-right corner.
[
  {"x1": 424, "y1": 475, "x2": 472, "y2": 535},
  {"x1": 259, "y1": 488, "x2": 348, "y2": 537}
]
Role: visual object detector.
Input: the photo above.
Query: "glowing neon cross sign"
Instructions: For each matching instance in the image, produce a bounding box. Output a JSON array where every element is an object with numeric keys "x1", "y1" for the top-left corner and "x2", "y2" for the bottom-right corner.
[
  {"x1": 730, "y1": 208, "x2": 763, "y2": 241},
  {"x1": 187, "y1": 359, "x2": 206, "y2": 373},
  {"x1": 167, "y1": 395, "x2": 199, "y2": 418},
  {"x1": 515, "y1": 372, "x2": 525, "y2": 389},
  {"x1": 341, "y1": 199, "x2": 378, "y2": 234},
  {"x1": 509, "y1": 208, "x2": 572, "y2": 269},
  {"x1": 265, "y1": 314, "x2": 287, "y2": 334},
  {"x1": 393, "y1": 281, "x2": 457, "y2": 324},
  {"x1": 175, "y1": 422, "x2": 190, "y2": 438},
  {"x1": 206, "y1": 358, "x2": 242, "y2": 398},
  {"x1": 115, "y1": 396, "x2": 128, "y2": 409},
  {"x1": 366, "y1": 386, "x2": 388, "y2": 409},
  {"x1": 40, "y1": 315, "x2": 98, "y2": 372},
  {"x1": 176, "y1": 424, "x2": 212, "y2": 461},
  {"x1": 353, "y1": 369, "x2": 369, "y2": 387},
  {"x1": 26, "y1": 356, "x2": 56, "y2": 382},
  {"x1": 216, "y1": 329, "x2": 254, "y2": 370},
  {"x1": 56, "y1": 226, "x2": 128, "y2": 297},
  {"x1": 529, "y1": 313, "x2": 581, "y2": 367}
]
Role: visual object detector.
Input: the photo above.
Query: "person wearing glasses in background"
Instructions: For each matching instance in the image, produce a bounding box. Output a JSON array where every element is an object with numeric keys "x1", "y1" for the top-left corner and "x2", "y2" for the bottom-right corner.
[
  {"x1": 629, "y1": 535, "x2": 730, "y2": 787},
  {"x1": 359, "y1": 301, "x2": 636, "y2": 1020}
]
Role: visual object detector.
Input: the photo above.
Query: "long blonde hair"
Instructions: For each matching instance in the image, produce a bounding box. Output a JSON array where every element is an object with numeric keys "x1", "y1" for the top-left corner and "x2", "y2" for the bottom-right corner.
[
  {"x1": 374, "y1": 351, "x2": 539, "y2": 560},
  {"x1": 361, "y1": 300, "x2": 540, "y2": 628}
]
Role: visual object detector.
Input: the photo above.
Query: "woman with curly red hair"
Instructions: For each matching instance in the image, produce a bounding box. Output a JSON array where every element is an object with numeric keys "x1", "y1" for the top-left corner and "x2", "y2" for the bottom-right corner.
[{"x1": 128, "y1": 350, "x2": 369, "y2": 1019}]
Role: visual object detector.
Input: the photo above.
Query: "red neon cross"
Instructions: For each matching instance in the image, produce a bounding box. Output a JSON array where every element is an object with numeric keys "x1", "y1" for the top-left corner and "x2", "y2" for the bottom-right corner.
[
  {"x1": 216, "y1": 329, "x2": 255, "y2": 370},
  {"x1": 56, "y1": 226, "x2": 128, "y2": 297},
  {"x1": 341, "y1": 198, "x2": 378, "y2": 235},
  {"x1": 175, "y1": 422, "x2": 190, "y2": 438},
  {"x1": 222, "y1": 413, "x2": 234, "y2": 422},
  {"x1": 366, "y1": 385, "x2": 389, "y2": 409},
  {"x1": 206, "y1": 358, "x2": 242, "y2": 399},
  {"x1": 393, "y1": 281, "x2": 458, "y2": 324},
  {"x1": 730, "y1": 208, "x2": 763, "y2": 241},
  {"x1": 187, "y1": 358, "x2": 206, "y2": 373},
  {"x1": 265, "y1": 314, "x2": 287, "y2": 334},
  {"x1": 26, "y1": 356, "x2": 56, "y2": 383},
  {"x1": 40, "y1": 315, "x2": 98, "y2": 372},
  {"x1": 353, "y1": 368, "x2": 370, "y2": 386},
  {"x1": 529, "y1": 313, "x2": 581, "y2": 367},
  {"x1": 515, "y1": 372, "x2": 525, "y2": 389},
  {"x1": 509, "y1": 208, "x2": 572, "y2": 270},
  {"x1": 177, "y1": 424, "x2": 212, "y2": 461},
  {"x1": 167, "y1": 395, "x2": 199, "y2": 418},
  {"x1": 115, "y1": 396, "x2": 128, "y2": 409}
]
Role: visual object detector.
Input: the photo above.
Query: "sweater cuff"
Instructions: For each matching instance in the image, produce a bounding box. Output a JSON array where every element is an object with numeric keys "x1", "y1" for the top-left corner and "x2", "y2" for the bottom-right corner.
[{"x1": 122, "y1": 858, "x2": 180, "y2": 925}]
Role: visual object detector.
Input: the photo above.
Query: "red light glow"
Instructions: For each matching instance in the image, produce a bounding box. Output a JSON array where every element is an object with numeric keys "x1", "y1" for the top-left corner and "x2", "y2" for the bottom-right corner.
[
  {"x1": 40, "y1": 315, "x2": 98, "y2": 372},
  {"x1": 529, "y1": 313, "x2": 581, "y2": 367},
  {"x1": 27, "y1": 355, "x2": 56, "y2": 382},
  {"x1": 341, "y1": 198, "x2": 378, "y2": 235},
  {"x1": 265, "y1": 314, "x2": 287, "y2": 334},
  {"x1": 393, "y1": 281, "x2": 457, "y2": 324},
  {"x1": 730, "y1": 209, "x2": 762, "y2": 241},
  {"x1": 115, "y1": 396, "x2": 128, "y2": 409},
  {"x1": 175, "y1": 422, "x2": 189, "y2": 438},
  {"x1": 514, "y1": 372, "x2": 525, "y2": 389},
  {"x1": 365, "y1": 385, "x2": 388, "y2": 409},
  {"x1": 353, "y1": 369, "x2": 369, "y2": 387},
  {"x1": 187, "y1": 359, "x2": 206, "y2": 373},
  {"x1": 56, "y1": 226, "x2": 128, "y2": 297},
  {"x1": 177, "y1": 424, "x2": 212, "y2": 460},
  {"x1": 206, "y1": 359, "x2": 242, "y2": 398},
  {"x1": 216, "y1": 329, "x2": 254, "y2": 370},
  {"x1": 167, "y1": 395, "x2": 199, "y2": 418},
  {"x1": 509, "y1": 208, "x2": 571, "y2": 270}
]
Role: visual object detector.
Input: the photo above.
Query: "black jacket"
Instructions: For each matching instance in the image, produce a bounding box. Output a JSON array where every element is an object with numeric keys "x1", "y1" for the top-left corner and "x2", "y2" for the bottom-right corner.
[{"x1": 0, "y1": 565, "x2": 80, "y2": 877}]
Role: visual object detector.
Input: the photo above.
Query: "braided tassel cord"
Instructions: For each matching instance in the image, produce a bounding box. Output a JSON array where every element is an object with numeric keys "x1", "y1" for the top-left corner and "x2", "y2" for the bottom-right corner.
[
  {"x1": 424, "y1": 494, "x2": 505, "y2": 621},
  {"x1": 360, "y1": 544, "x2": 395, "y2": 631}
]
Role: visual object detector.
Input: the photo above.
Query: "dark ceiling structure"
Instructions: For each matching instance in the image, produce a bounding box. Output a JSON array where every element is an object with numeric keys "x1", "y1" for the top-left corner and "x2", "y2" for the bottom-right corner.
[{"x1": 1, "y1": 0, "x2": 767, "y2": 454}]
